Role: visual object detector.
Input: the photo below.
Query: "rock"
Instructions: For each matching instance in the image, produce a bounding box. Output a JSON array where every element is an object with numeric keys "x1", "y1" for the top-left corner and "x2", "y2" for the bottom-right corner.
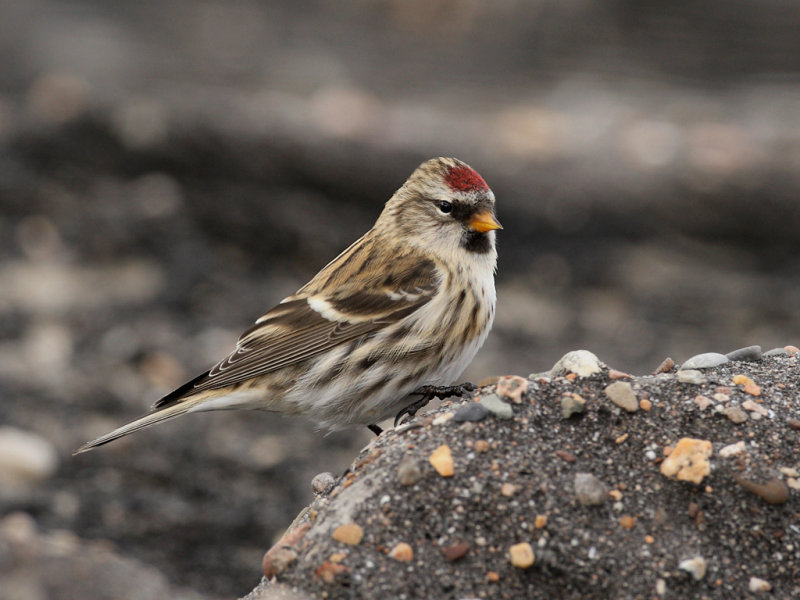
[
  {"x1": 262, "y1": 548, "x2": 297, "y2": 578},
  {"x1": 678, "y1": 556, "x2": 707, "y2": 580},
  {"x1": 734, "y1": 476, "x2": 789, "y2": 505},
  {"x1": 473, "y1": 440, "x2": 490, "y2": 453},
  {"x1": 429, "y1": 445, "x2": 454, "y2": 477},
  {"x1": 652, "y1": 357, "x2": 675, "y2": 374},
  {"x1": 311, "y1": 472, "x2": 336, "y2": 496},
  {"x1": 618, "y1": 515, "x2": 635, "y2": 529},
  {"x1": 574, "y1": 472, "x2": 608, "y2": 506},
  {"x1": 723, "y1": 406, "x2": 748, "y2": 424},
  {"x1": 495, "y1": 375, "x2": 528, "y2": 403},
  {"x1": 677, "y1": 369, "x2": 706, "y2": 384},
  {"x1": 788, "y1": 418, "x2": 800, "y2": 431},
  {"x1": 0, "y1": 426, "x2": 59, "y2": 490},
  {"x1": 332, "y1": 523, "x2": 364, "y2": 545},
  {"x1": 719, "y1": 441, "x2": 746, "y2": 458},
  {"x1": 453, "y1": 402, "x2": 490, "y2": 422},
  {"x1": 604, "y1": 381, "x2": 638, "y2": 412},
  {"x1": 500, "y1": 483, "x2": 517, "y2": 497},
  {"x1": 693, "y1": 395, "x2": 713, "y2": 410},
  {"x1": 742, "y1": 399, "x2": 767, "y2": 416},
  {"x1": 561, "y1": 394, "x2": 586, "y2": 418},
  {"x1": 314, "y1": 561, "x2": 349, "y2": 583},
  {"x1": 508, "y1": 542, "x2": 535, "y2": 568},
  {"x1": 733, "y1": 375, "x2": 762, "y2": 396},
  {"x1": 681, "y1": 352, "x2": 729, "y2": 370},
  {"x1": 431, "y1": 412, "x2": 454, "y2": 425},
  {"x1": 442, "y1": 542, "x2": 469, "y2": 561},
  {"x1": 549, "y1": 350, "x2": 602, "y2": 377},
  {"x1": 389, "y1": 542, "x2": 414, "y2": 562},
  {"x1": 660, "y1": 438, "x2": 712, "y2": 484},
  {"x1": 748, "y1": 577, "x2": 772, "y2": 593},
  {"x1": 397, "y1": 456, "x2": 424, "y2": 486},
  {"x1": 763, "y1": 347, "x2": 789, "y2": 357},
  {"x1": 725, "y1": 345, "x2": 762, "y2": 361},
  {"x1": 479, "y1": 394, "x2": 513, "y2": 419}
]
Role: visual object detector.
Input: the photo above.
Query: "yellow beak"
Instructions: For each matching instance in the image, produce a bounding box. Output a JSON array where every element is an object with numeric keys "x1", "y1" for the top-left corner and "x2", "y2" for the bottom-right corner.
[{"x1": 468, "y1": 210, "x2": 502, "y2": 233}]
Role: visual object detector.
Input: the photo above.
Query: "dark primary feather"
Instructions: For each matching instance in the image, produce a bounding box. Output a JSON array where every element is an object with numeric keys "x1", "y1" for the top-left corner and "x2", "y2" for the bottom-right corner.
[{"x1": 153, "y1": 241, "x2": 438, "y2": 410}]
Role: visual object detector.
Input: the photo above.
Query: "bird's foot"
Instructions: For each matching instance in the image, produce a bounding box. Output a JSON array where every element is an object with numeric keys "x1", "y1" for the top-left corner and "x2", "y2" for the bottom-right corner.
[
  {"x1": 393, "y1": 382, "x2": 478, "y2": 426},
  {"x1": 367, "y1": 423, "x2": 383, "y2": 436}
]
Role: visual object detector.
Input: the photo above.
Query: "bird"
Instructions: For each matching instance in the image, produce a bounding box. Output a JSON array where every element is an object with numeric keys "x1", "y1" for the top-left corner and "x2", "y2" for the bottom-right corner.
[{"x1": 75, "y1": 157, "x2": 501, "y2": 454}]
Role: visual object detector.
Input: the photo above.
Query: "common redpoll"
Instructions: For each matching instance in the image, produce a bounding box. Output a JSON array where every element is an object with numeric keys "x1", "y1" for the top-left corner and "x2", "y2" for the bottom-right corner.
[{"x1": 75, "y1": 157, "x2": 500, "y2": 453}]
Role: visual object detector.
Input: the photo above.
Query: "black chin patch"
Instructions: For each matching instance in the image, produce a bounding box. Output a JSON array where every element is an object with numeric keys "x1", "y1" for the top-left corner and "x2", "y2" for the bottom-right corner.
[{"x1": 461, "y1": 229, "x2": 492, "y2": 254}]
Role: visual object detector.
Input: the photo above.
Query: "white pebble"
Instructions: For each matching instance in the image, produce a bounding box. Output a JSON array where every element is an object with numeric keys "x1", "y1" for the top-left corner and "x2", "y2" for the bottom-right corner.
[
  {"x1": 0, "y1": 427, "x2": 59, "y2": 488},
  {"x1": 679, "y1": 556, "x2": 707, "y2": 580}
]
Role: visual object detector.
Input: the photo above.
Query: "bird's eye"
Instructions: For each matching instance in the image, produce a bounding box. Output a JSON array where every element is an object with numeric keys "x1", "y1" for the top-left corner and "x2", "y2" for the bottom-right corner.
[{"x1": 437, "y1": 201, "x2": 453, "y2": 214}]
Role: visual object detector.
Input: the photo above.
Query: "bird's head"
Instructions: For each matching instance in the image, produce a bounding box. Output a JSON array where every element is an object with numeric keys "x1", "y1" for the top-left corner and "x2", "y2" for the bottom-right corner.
[{"x1": 378, "y1": 157, "x2": 501, "y2": 259}]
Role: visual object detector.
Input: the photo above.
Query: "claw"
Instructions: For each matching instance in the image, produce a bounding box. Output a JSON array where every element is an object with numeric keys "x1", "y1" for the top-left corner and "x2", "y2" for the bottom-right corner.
[{"x1": 394, "y1": 382, "x2": 477, "y2": 427}]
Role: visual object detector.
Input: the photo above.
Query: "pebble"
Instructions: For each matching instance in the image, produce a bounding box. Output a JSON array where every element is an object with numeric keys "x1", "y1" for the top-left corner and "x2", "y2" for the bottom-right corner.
[
  {"x1": 262, "y1": 547, "x2": 297, "y2": 577},
  {"x1": 508, "y1": 542, "x2": 535, "y2": 568},
  {"x1": 618, "y1": 515, "x2": 635, "y2": 529},
  {"x1": 656, "y1": 578, "x2": 667, "y2": 596},
  {"x1": 432, "y1": 412, "x2": 454, "y2": 426},
  {"x1": 679, "y1": 556, "x2": 707, "y2": 580},
  {"x1": 725, "y1": 345, "x2": 762, "y2": 362},
  {"x1": 748, "y1": 577, "x2": 772, "y2": 593},
  {"x1": 311, "y1": 472, "x2": 336, "y2": 496},
  {"x1": 653, "y1": 357, "x2": 675, "y2": 374},
  {"x1": 389, "y1": 542, "x2": 414, "y2": 562},
  {"x1": 397, "y1": 456, "x2": 424, "y2": 486},
  {"x1": 659, "y1": 438, "x2": 712, "y2": 484},
  {"x1": 479, "y1": 394, "x2": 513, "y2": 420},
  {"x1": 442, "y1": 542, "x2": 469, "y2": 561},
  {"x1": 495, "y1": 375, "x2": 528, "y2": 403},
  {"x1": 734, "y1": 476, "x2": 789, "y2": 505},
  {"x1": 788, "y1": 418, "x2": 800, "y2": 431},
  {"x1": 742, "y1": 400, "x2": 767, "y2": 416},
  {"x1": 549, "y1": 350, "x2": 602, "y2": 377},
  {"x1": 574, "y1": 472, "x2": 608, "y2": 506},
  {"x1": 608, "y1": 369, "x2": 633, "y2": 379},
  {"x1": 733, "y1": 375, "x2": 761, "y2": 396},
  {"x1": 719, "y1": 441, "x2": 746, "y2": 458},
  {"x1": 453, "y1": 402, "x2": 490, "y2": 422},
  {"x1": 639, "y1": 398, "x2": 652, "y2": 411},
  {"x1": 723, "y1": 406, "x2": 748, "y2": 424},
  {"x1": 500, "y1": 483, "x2": 517, "y2": 497},
  {"x1": 473, "y1": 440, "x2": 490, "y2": 453},
  {"x1": 605, "y1": 381, "x2": 638, "y2": 412},
  {"x1": 681, "y1": 352, "x2": 729, "y2": 370},
  {"x1": 534, "y1": 514, "x2": 547, "y2": 528},
  {"x1": 763, "y1": 347, "x2": 788, "y2": 357},
  {"x1": 315, "y1": 561, "x2": 349, "y2": 583},
  {"x1": 332, "y1": 523, "x2": 364, "y2": 545},
  {"x1": 787, "y1": 345, "x2": 800, "y2": 355},
  {"x1": 693, "y1": 395, "x2": 713, "y2": 410},
  {"x1": 429, "y1": 445, "x2": 454, "y2": 477},
  {"x1": 561, "y1": 394, "x2": 586, "y2": 419},
  {"x1": 677, "y1": 369, "x2": 706, "y2": 385},
  {"x1": 0, "y1": 426, "x2": 59, "y2": 488}
]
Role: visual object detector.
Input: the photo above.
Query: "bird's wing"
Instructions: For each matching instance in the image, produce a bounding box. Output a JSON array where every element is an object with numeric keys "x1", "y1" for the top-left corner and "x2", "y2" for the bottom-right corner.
[{"x1": 153, "y1": 247, "x2": 438, "y2": 409}]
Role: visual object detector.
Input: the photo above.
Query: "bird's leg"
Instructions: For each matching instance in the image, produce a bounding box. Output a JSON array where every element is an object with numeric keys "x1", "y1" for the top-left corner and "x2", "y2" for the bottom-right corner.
[
  {"x1": 394, "y1": 382, "x2": 478, "y2": 426},
  {"x1": 367, "y1": 423, "x2": 383, "y2": 436}
]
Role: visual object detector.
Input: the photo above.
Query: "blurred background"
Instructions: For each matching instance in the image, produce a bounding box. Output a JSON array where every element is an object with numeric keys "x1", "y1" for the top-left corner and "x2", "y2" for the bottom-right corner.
[{"x1": 2, "y1": 1, "x2": 800, "y2": 598}]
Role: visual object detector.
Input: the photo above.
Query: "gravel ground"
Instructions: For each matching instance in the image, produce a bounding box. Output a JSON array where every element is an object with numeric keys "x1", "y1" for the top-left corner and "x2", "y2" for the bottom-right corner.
[{"x1": 249, "y1": 348, "x2": 800, "y2": 599}]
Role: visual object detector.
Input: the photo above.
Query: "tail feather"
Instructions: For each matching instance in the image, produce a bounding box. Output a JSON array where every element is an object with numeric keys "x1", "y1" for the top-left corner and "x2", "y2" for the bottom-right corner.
[{"x1": 73, "y1": 399, "x2": 202, "y2": 455}]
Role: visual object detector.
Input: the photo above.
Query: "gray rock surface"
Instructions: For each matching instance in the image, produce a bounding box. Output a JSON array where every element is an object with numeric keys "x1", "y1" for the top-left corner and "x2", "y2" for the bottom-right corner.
[{"x1": 244, "y1": 350, "x2": 800, "y2": 599}]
